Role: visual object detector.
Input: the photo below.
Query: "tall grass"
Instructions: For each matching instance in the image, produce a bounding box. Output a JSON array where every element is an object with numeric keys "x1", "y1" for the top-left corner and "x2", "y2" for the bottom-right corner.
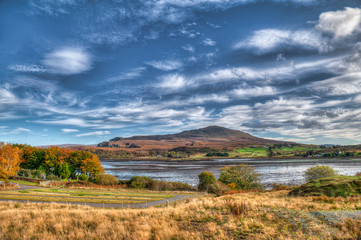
[{"x1": 1, "y1": 191, "x2": 361, "y2": 239}]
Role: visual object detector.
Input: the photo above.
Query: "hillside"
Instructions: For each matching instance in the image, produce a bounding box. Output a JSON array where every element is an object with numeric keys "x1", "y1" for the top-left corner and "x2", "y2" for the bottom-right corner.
[{"x1": 97, "y1": 126, "x2": 292, "y2": 151}]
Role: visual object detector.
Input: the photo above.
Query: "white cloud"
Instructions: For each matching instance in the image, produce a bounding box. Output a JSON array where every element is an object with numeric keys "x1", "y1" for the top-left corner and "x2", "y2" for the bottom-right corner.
[
  {"x1": 76, "y1": 131, "x2": 110, "y2": 137},
  {"x1": 0, "y1": 88, "x2": 17, "y2": 105},
  {"x1": 35, "y1": 118, "x2": 95, "y2": 127},
  {"x1": 188, "y1": 94, "x2": 230, "y2": 104},
  {"x1": 106, "y1": 67, "x2": 146, "y2": 82},
  {"x1": 202, "y1": 38, "x2": 216, "y2": 46},
  {"x1": 13, "y1": 127, "x2": 32, "y2": 133},
  {"x1": 182, "y1": 45, "x2": 195, "y2": 53},
  {"x1": 158, "y1": 74, "x2": 188, "y2": 90},
  {"x1": 8, "y1": 64, "x2": 46, "y2": 73},
  {"x1": 146, "y1": 60, "x2": 183, "y2": 71},
  {"x1": 316, "y1": 7, "x2": 361, "y2": 39},
  {"x1": 43, "y1": 47, "x2": 92, "y2": 75},
  {"x1": 312, "y1": 73, "x2": 361, "y2": 96},
  {"x1": 232, "y1": 86, "x2": 277, "y2": 98},
  {"x1": 235, "y1": 29, "x2": 327, "y2": 52},
  {"x1": 61, "y1": 128, "x2": 79, "y2": 133}
]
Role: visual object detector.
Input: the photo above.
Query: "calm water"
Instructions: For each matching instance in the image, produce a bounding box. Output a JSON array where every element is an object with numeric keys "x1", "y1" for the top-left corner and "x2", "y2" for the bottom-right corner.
[{"x1": 101, "y1": 158, "x2": 361, "y2": 187}]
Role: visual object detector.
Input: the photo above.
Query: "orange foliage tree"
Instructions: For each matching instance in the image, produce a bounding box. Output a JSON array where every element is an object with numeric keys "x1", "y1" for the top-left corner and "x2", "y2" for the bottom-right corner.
[
  {"x1": 0, "y1": 143, "x2": 21, "y2": 181},
  {"x1": 80, "y1": 154, "x2": 104, "y2": 177}
]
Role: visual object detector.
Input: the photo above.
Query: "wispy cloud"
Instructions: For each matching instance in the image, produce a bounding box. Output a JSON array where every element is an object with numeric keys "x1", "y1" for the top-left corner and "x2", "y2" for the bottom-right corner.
[
  {"x1": 106, "y1": 67, "x2": 146, "y2": 82},
  {"x1": 35, "y1": 118, "x2": 95, "y2": 127},
  {"x1": 8, "y1": 64, "x2": 46, "y2": 73},
  {"x1": 43, "y1": 47, "x2": 92, "y2": 75},
  {"x1": 202, "y1": 38, "x2": 216, "y2": 46},
  {"x1": 12, "y1": 127, "x2": 32, "y2": 134},
  {"x1": 146, "y1": 60, "x2": 183, "y2": 71},
  {"x1": 234, "y1": 29, "x2": 328, "y2": 53},
  {"x1": 76, "y1": 131, "x2": 110, "y2": 137},
  {"x1": 61, "y1": 128, "x2": 79, "y2": 133},
  {"x1": 158, "y1": 74, "x2": 188, "y2": 90}
]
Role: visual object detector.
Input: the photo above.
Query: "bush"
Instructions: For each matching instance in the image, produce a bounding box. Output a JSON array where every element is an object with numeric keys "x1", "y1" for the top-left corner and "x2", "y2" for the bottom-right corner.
[
  {"x1": 206, "y1": 152, "x2": 229, "y2": 157},
  {"x1": 355, "y1": 172, "x2": 361, "y2": 177},
  {"x1": 304, "y1": 165, "x2": 338, "y2": 182},
  {"x1": 78, "y1": 174, "x2": 89, "y2": 181},
  {"x1": 95, "y1": 174, "x2": 119, "y2": 185},
  {"x1": 46, "y1": 174, "x2": 60, "y2": 181},
  {"x1": 207, "y1": 181, "x2": 230, "y2": 196},
  {"x1": 128, "y1": 176, "x2": 196, "y2": 191},
  {"x1": 271, "y1": 183, "x2": 289, "y2": 190},
  {"x1": 227, "y1": 183, "x2": 238, "y2": 190},
  {"x1": 219, "y1": 164, "x2": 263, "y2": 190},
  {"x1": 198, "y1": 171, "x2": 216, "y2": 191},
  {"x1": 128, "y1": 176, "x2": 152, "y2": 189}
]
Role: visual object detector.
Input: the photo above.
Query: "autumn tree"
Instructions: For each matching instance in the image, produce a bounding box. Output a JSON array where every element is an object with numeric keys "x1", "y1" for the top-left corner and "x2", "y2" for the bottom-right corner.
[
  {"x1": 219, "y1": 164, "x2": 263, "y2": 190},
  {"x1": 0, "y1": 143, "x2": 21, "y2": 181},
  {"x1": 80, "y1": 154, "x2": 104, "y2": 177}
]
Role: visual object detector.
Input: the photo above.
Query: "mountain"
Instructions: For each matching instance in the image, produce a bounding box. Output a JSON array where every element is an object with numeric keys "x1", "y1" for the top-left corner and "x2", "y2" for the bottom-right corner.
[
  {"x1": 97, "y1": 126, "x2": 292, "y2": 150},
  {"x1": 36, "y1": 144, "x2": 97, "y2": 149}
]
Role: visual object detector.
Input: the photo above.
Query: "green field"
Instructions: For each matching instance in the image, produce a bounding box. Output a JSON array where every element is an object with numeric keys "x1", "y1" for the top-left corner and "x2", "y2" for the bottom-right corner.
[
  {"x1": 235, "y1": 147, "x2": 268, "y2": 157},
  {"x1": 0, "y1": 188, "x2": 174, "y2": 204}
]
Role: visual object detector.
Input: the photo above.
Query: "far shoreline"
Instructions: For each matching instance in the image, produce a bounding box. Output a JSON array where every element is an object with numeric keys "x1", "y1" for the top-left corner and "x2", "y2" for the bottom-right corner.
[{"x1": 100, "y1": 157, "x2": 361, "y2": 164}]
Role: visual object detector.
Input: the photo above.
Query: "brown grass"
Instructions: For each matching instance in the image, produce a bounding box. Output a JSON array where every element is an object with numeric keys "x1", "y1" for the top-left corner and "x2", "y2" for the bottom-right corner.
[{"x1": 1, "y1": 190, "x2": 361, "y2": 239}]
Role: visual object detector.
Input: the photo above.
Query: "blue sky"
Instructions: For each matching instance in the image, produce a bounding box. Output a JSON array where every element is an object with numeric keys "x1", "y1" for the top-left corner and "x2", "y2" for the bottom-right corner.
[{"x1": 1, "y1": 0, "x2": 361, "y2": 146}]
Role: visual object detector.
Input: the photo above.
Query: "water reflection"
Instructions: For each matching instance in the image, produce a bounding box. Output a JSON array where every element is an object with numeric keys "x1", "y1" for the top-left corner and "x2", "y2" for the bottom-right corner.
[{"x1": 101, "y1": 159, "x2": 361, "y2": 187}]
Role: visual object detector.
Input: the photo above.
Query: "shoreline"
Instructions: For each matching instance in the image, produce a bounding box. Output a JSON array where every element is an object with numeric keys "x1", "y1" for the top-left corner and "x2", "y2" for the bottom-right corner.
[{"x1": 100, "y1": 157, "x2": 361, "y2": 163}]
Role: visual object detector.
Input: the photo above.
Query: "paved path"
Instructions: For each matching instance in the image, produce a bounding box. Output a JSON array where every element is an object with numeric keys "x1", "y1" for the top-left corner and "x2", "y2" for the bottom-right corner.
[
  {"x1": 15, "y1": 183, "x2": 44, "y2": 191},
  {"x1": 0, "y1": 183, "x2": 191, "y2": 208}
]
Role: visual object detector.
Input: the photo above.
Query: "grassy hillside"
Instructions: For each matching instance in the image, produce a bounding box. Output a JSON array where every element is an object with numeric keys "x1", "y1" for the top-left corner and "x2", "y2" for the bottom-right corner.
[
  {"x1": 1, "y1": 190, "x2": 361, "y2": 239},
  {"x1": 290, "y1": 176, "x2": 361, "y2": 197}
]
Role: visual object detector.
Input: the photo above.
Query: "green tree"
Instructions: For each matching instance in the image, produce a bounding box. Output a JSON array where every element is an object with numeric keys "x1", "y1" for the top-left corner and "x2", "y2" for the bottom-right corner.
[
  {"x1": 304, "y1": 165, "x2": 337, "y2": 182},
  {"x1": 198, "y1": 171, "x2": 216, "y2": 191},
  {"x1": 219, "y1": 164, "x2": 263, "y2": 190},
  {"x1": 55, "y1": 162, "x2": 71, "y2": 179}
]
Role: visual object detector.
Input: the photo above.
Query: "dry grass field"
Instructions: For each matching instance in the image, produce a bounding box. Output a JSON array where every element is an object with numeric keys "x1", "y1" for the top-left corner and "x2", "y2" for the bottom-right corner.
[
  {"x1": 1, "y1": 190, "x2": 361, "y2": 239},
  {"x1": 0, "y1": 188, "x2": 174, "y2": 204}
]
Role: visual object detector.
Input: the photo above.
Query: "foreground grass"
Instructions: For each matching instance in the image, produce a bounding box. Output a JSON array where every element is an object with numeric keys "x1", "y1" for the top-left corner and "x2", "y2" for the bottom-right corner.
[{"x1": 1, "y1": 191, "x2": 361, "y2": 239}]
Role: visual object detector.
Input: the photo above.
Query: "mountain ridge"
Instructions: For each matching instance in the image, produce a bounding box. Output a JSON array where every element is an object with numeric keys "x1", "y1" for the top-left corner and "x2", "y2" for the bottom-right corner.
[{"x1": 98, "y1": 125, "x2": 293, "y2": 149}]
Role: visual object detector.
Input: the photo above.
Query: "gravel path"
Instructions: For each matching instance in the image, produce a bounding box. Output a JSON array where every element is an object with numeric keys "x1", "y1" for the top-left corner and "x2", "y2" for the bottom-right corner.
[
  {"x1": 15, "y1": 184, "x2": 44, "y2": 191},
  {"x1": 310, "y1": 210, "x2": 361, "y2": 224},
  {"x1": 0, "y1": 183, "x2": 191, "y2": 208}
]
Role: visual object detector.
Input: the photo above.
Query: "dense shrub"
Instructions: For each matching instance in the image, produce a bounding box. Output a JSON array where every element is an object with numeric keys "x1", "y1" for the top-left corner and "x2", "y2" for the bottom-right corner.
[
  {"x1": 227, "y1": 183, "x2": 238, "y2": 190},
  {"x1": 198, "y1": 171, "x2": 216, "y2": 191},
  {"x1": 304, "y1": 165, "x2": 338, "y2": 182},
  {"x1": 46, "y1": 174, "x2": 60, "y2": 181},
  {"x1": 206, "y1": 152, "x2": 229, "y2": 157},
  {"x1": 219, "y1": 164, "x2": 263, "y2": 190},
  {"x1": 128, "y1": 176, "x2": 152, "y2": 188},
  {"x1": 128, "y1": 176, "x2": 196, "y2": 191},
  {"x1": 78, "y1": 174, "x2": 89, "y2": 181},
  {"x1": 207, "y1": 181, "x2": 230, "y2": 196},
  {"x1": 95, "y1": 174, "x2": 119, "y2": 185}
]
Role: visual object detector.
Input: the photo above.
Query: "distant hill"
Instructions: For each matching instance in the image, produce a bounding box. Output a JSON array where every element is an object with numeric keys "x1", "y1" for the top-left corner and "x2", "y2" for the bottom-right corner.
[
  {"x1": 97, "y1": 126, "x2": 293, "y2": 150},
  {"x1": 36, "y1": 144, "x2": 97, "y2": 149}
]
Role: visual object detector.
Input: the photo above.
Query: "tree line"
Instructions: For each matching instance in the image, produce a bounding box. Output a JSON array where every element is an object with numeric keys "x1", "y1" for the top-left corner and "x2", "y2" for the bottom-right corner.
[{"x1": 0, "y1": 143, "x2": 104, "y2": 181}]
